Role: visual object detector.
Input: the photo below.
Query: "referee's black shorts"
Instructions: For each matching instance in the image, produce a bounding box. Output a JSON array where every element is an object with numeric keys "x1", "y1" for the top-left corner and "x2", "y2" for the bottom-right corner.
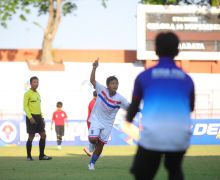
[
  {"x1": 55, "y1": 125, "x2": 64, "y2": 136},
  {"x1": 26, "y1": 114, "x2": 45, "y2": 134}
]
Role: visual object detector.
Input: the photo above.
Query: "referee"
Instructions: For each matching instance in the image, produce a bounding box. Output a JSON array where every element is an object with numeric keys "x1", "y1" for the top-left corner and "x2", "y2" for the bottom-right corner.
[{"x1": 24, "y1": 76, "x2": 52, "y2": 161}]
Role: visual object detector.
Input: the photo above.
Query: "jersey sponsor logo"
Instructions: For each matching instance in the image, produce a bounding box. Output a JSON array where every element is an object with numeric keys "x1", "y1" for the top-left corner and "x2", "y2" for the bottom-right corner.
[
  {"x1": 192, "y1": 123, "x2": 220, "y2": 137},
  {"x1": 152, "y1": 68, "x2": 185, "y2": 79},
  {"x1": 0, "y1": 122, "x2": 17, "y2": 143}
]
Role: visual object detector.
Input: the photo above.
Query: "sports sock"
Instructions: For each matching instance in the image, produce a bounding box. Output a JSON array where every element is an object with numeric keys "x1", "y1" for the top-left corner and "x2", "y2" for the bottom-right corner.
[
  {"x1": 58, "y1": 140, "x2": 62, "y2": 145},
  {"x1": 57, "y1": 136, "x2": 62, "y2": 145},
  {"x1": 89, "y1": 154, "x2": 99, "y2": 164},
  {"x1": 26, "y1": 139, "x2": 32, "y2": 157},
  {"x1": 88, "y1": 142, "x2": 95, "y2": 152},
  {"x1": 39, "y1": 138, "x2": 45, "y2": 157}
]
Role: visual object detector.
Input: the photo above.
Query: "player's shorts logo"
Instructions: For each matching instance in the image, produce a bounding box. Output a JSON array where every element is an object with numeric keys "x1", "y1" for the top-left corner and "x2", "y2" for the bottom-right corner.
[{"x1": 0, "y1": 122, "x2": 17, "y2": 143}]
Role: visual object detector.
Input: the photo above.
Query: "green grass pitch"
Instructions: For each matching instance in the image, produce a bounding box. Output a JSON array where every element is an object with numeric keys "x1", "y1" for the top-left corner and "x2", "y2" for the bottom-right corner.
[{"x1": 0, "y1": 145, "x2": 220, "y2": 180}]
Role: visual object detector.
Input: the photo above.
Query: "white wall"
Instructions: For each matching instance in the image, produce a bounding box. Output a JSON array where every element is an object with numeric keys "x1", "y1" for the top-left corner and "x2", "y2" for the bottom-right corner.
[
  {"x1": 1, "y1": 62, "x2": 220, "y2": 121},
  {"x1": 0, "y1": 62, "x2": 144, "y2": 121}
]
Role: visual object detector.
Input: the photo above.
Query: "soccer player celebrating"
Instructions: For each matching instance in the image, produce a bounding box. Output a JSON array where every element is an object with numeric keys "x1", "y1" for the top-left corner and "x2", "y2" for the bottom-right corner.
[
  {"x1": 24, "y1": 76, "x2": 52, "y2": 161},
  {"x1": 51, "y1": 101, "x2": 68, "y2": 150},
  {"x1": 87, "y1": 58, "x2": 129, "y2": 170}
]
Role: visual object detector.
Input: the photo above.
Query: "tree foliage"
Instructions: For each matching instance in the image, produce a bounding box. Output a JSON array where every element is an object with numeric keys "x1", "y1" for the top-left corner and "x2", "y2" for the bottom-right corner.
[
  {"x1": 0, "y1": 0, "x2": 108, "y2": 65},
  {"x1": 0, "y1": 0, "x2": 79, "y2": 28}
]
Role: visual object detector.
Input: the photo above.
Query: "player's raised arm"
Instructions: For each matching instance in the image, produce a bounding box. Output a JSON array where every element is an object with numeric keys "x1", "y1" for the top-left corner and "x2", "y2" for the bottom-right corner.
[{"x1": 90, "y1": 58, "x2": 99, "y2": 88}]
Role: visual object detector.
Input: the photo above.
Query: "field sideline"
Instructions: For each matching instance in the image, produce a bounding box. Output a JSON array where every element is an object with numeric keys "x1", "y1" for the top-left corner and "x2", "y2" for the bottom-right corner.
[{"x1": 0, "y1": 145, "x2": 219, "y2": 180}]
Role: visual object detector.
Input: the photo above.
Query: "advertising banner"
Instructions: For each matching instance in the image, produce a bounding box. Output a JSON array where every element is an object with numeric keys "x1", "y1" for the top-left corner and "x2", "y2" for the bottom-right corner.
[
  {"x1": 191, "y1": 119, "x2": 220, "y2": 144},
  {"x1": 0, "y1": 119, "x2": 219, "y2": 146}
]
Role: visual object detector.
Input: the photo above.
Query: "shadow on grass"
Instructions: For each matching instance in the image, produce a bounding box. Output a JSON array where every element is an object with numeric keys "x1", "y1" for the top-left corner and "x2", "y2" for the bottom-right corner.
[
  {"x1": 0, "y1": 155, "x2": 134, "y2": 180},
  {"x1": 183, "y1": 156, "x2": 220, "y2": 180},
  {"x1": 0, "y1": 155, "x2": 219, "y2": 180}
]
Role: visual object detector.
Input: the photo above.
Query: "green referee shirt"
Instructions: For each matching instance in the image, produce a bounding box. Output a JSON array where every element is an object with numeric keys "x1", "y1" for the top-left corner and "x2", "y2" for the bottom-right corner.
[{"x1": 24, "y1": 89, "x2": 42, "y2": 119}]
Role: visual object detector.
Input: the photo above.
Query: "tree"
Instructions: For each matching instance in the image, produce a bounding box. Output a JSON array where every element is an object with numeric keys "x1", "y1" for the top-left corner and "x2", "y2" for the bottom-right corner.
[{"x1": 0, "y1": 0, "x2": 107, "y2": 65}]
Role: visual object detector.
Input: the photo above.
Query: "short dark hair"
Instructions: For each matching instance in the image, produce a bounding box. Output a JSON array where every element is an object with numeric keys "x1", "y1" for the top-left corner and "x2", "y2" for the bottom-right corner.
[
  {"x1": 155, "y1": 32, "x2": 179, "y2": 58},
  {"x1": 106, "y1": 76, "x2": 118, "y2": 86},
  {"x1": 30, "y1": 76, "x2": 38, "y2": 84},
  {"x1": 56, "y1": 101, "x2": 63, "y2": 107},
  {"x1": 93, "y1": 91, "x2": 97, "y2": 97}
]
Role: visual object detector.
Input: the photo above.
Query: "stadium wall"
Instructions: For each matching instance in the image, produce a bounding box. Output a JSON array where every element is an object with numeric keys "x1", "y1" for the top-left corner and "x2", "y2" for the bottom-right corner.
[
  {"x1": 0, "y1": 119, "x2": 220, "y2": 146},
  {"x1": 0, "y1": 50, "x2": 220, "y2": 146},
  {"x1": 1, "y1": 49, "x2": 220, "y2": 73}
]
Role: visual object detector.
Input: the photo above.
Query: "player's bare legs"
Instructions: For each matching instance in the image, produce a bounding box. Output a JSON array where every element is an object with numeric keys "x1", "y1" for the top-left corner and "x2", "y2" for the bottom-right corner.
[
  {"x1": 93, "y1": 141, "x2": 104, "y2": 156},
  {"x1": 88, "y1": 137, "x2": 104, "y2": 170},
  {"x1": 89, "y1": 137, "x2": 98, "y2": 146}
]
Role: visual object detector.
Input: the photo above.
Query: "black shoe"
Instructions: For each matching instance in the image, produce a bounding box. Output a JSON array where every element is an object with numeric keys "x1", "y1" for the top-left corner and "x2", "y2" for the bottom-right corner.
[
  {"x1": 39, "y1": 155, "x2": 52, "y2": 160},
  {"x1": 27, "y1": 157, "x2": 34, "y2": 161}
]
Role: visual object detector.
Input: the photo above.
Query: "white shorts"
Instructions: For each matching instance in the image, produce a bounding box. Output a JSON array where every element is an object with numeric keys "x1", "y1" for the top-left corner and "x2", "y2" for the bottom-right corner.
[{"x1": 88, "y1": 120, "x2": 112, "y2": 144}]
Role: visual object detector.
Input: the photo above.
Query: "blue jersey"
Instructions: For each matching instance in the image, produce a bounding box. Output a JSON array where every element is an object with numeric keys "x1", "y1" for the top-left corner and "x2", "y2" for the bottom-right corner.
[{"x1": 133, "y1": 57, "x2": 194, "y2": 151}]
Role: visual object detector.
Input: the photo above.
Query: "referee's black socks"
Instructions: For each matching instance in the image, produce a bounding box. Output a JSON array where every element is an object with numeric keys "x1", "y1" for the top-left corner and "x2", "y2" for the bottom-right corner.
[
  {"x1": 26, "y1": 139, "x2": 33, "y2": 158},
  {"x1": 39, "y1": 138, "x2": 45, "y2": 157}
]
